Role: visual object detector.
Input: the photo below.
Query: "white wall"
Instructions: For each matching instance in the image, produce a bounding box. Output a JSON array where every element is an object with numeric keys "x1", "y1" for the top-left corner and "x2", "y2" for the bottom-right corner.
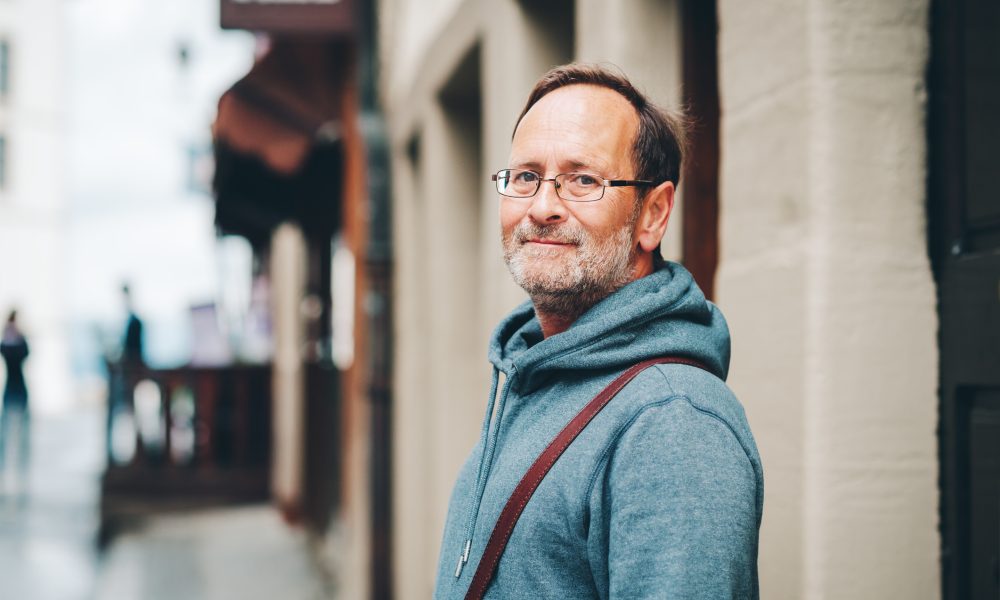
[{"x1": 0, "y1": 0, "x2": 72, "y2": 414}]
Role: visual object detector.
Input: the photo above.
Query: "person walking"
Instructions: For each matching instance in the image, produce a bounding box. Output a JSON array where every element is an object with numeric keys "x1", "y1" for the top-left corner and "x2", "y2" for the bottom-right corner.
[
  {"x1": 106, "y1": 284, "x2": 145, "y2": 464},
  {"x1": 1, "y1": 310, "x2": 31, "y2": 484}
]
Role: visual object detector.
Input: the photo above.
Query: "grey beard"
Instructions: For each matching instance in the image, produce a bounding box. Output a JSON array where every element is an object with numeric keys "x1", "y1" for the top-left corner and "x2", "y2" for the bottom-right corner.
[{"x1": 503, "y1": 221, "x2": 637, "y2": 321}]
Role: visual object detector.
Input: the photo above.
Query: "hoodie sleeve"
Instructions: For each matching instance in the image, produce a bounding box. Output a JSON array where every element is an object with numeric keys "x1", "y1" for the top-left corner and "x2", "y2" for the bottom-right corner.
[{"x1": 589, "y1": 397, "x2": 760, "y2": 600}]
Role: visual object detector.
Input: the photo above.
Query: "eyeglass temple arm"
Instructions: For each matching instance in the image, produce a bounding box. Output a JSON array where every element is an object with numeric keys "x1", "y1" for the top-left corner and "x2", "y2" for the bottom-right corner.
[{"x1": 606, "y1": 179, "x2": 654, "y2": 187}]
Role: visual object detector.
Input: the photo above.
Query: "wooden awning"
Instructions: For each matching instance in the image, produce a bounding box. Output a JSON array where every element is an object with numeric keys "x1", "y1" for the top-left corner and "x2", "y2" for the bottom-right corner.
[{"x1": 212, "y1": 40, "x2": 347, "y2": 243}]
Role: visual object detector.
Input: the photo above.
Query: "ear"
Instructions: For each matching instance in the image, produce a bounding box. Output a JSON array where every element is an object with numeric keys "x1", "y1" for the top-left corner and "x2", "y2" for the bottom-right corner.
[{"x1": 635, "y1": 180, "x2": 675, "y2": 253}]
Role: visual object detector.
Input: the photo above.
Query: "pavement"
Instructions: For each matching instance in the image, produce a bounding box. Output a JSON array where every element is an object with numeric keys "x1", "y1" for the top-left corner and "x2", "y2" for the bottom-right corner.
[
  {"x1": 93, "y1": 505, "x2": 334, "y2": 600},
  {"x1": 0, "y1": 405, "x2": 334, "y2": 600},
  {"x1": 0, "y1": 405, "x2": 103, "y2": 600}
]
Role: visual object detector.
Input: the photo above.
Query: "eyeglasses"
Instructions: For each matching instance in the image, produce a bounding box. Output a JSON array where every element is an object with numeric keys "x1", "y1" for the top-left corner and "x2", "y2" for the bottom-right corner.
[{"x1": 491, "y1": 169, "x2": 654, "y2": 203}]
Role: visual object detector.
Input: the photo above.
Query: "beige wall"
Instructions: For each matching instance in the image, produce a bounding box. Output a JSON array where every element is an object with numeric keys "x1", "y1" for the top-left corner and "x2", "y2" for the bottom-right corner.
[
  {"x1": 381, "y1": 0, "x2": 940, "y2": 598},
  {"x1": 717, "y1": 0, "x2": 939, "y2": 598}
]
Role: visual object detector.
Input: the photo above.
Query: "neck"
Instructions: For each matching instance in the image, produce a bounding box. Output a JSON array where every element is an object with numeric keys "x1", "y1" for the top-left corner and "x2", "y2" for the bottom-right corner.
[{"x1": 533, "y1": 300, "x2": 592, "y2": 338}]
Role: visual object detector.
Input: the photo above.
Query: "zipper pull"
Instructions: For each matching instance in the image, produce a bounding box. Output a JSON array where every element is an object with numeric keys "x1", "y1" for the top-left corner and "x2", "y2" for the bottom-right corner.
[{"x1": 454, "y1": 539, "x2": 472, "y2": 578}]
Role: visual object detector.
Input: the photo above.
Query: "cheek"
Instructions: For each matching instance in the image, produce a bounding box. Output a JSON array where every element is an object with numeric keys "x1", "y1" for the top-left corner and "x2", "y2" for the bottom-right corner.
[
  {"x1": 499, "y1": 201, "x2": 525, "y2": 234},
  {"x1": 573, "y1": 200, "x2": 631, "y2": 237}
]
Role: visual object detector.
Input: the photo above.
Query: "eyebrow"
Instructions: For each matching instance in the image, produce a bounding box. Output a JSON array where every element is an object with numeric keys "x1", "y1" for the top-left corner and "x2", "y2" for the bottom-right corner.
[{"x1": 509, "y1": 159, "x2": 607, "y2": 173}]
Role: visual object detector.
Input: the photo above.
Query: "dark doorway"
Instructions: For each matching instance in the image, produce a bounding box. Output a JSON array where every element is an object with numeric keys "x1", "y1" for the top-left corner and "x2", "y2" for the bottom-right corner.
[
  {"x1": 681, "y1": 0, "x2": 720, "y2": 300},
  {"x1": 929, "y1": 0, "x2": 1000, "y2": 597}
]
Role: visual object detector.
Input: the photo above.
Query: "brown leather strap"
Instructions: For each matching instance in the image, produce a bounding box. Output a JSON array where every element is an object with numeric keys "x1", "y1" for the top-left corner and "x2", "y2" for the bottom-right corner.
[{"x1": 464, "y1": 356, "x2": 711, "y2": 600}]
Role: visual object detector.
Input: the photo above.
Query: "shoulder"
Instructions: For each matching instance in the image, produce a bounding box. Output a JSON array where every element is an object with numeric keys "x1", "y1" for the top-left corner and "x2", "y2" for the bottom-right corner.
[
  {"x1": 608, "y1": 391, "x2": 756, "y2": 479},
  {"x1": 607, "y1": 363, "x2": 754, "y2": 447},
  {"x1": 589, "y1": 363, "x2": 763, "y2": 509},
  {"x1": 649, "y1": 363, "x2": 757, "y2": 454},
  {"x1": 607, "y1": 363, "x2": 755, "y2": 445}
]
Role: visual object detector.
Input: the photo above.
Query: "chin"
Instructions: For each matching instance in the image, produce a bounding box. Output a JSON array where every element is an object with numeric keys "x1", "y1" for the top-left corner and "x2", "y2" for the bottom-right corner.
[{"x1": 515, "y1": 265, "x2": 584, "y2": 295}]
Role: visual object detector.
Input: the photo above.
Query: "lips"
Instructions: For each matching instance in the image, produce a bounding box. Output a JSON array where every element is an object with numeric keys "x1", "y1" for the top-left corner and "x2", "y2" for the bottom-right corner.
[{"x1": 525, "y1": 238, "x2": 574, "y2": 246}]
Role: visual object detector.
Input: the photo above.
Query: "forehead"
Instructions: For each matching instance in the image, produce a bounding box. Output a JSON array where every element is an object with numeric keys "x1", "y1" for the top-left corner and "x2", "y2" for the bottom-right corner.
[{"x1": 510, "y1": 84, "x2": 639, "y2": 173}]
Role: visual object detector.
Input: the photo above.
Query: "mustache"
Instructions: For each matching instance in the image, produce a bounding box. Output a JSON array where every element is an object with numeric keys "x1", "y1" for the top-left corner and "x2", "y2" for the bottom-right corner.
[{"x1": 511, "y1": 222, "x2": 583, "y2": 245}]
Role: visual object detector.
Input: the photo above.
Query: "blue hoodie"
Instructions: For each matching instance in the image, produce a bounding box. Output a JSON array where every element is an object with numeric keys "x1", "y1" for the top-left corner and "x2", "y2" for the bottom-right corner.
[{"x1": 434, "y1": 262, "x2": 763, "y2": 599}]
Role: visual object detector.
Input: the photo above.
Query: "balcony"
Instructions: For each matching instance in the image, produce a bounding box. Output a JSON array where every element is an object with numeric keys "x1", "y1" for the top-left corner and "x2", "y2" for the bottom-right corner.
[{"x1": 100, "y1": 363, "x2": 272, "y2": 543}]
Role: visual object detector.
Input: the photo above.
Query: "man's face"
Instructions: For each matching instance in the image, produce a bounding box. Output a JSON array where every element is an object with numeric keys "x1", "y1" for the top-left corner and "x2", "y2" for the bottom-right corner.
[{"x1": 501, "y1": 84, "x2": 642, "y2": 305}]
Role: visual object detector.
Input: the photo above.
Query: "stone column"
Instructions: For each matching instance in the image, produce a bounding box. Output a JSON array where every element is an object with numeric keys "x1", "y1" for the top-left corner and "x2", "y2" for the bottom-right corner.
[
  {"x1": 717, "y1": 1, "x2": 939, "y2": 597},
  {"x1": 270, "y1": 223, "x2": 307, "y2": 516}
]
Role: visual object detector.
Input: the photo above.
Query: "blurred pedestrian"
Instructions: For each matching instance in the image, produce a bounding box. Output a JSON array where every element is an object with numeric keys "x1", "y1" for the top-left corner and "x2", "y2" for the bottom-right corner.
[
  {"x1": 121, "y1": 283, "x2": 144, "y2": 367},
  {"x1": 0, "y1": 309, "x2": 30, "y2": 482},
  {"x1": 107, "y1": 284, "x2": 145, "y2": 464}
]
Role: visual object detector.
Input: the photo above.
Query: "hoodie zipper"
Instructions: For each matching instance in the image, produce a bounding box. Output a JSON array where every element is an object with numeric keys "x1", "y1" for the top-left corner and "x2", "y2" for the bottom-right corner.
[{"x1": 455, "y1": 365, "x2": 516, "y2": 578}]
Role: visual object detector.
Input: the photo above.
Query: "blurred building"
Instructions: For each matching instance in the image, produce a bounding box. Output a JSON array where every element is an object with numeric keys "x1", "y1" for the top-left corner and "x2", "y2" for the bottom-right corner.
[
  {"x1": 0, "y1": 0, "x2": 73, "y2": 413},
  {"x1": 377, "y1": 1, "x2": 998, "y2": 599},
  {"x1": 208, "y1": 4, "x2": 384, "y2": 600}
]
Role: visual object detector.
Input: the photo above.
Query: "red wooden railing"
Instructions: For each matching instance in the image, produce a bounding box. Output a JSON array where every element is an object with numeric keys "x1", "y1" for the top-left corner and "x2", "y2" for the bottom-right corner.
[{"x1": 99, "y1": 362, "x2": 272, "y2": 544}]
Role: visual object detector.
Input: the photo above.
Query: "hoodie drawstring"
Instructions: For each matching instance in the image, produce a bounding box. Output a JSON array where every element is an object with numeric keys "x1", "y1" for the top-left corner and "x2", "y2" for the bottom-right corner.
[{"x1": 455, "y1": 365, "x2": 514, "y2": 578}]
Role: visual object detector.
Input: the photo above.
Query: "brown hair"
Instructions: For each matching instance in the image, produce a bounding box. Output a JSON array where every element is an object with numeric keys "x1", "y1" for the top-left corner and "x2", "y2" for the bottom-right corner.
[{"x1": 514, "y1": 63, "x2": 687, "y2": 193}]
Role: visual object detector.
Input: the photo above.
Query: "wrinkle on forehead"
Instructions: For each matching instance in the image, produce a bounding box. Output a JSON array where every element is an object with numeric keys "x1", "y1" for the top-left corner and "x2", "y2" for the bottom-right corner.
[{"x1": 510, "y1": 84, "x2": 640, "y2": 177}]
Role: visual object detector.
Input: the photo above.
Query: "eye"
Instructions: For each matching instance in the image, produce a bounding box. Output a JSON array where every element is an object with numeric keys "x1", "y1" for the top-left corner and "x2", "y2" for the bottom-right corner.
[
  {"x1": 514, "y1": 170, "x2": 539, "y2": 184},
  {"x1": 565, "y1": 173, "x2": 600, "y2": 188}
]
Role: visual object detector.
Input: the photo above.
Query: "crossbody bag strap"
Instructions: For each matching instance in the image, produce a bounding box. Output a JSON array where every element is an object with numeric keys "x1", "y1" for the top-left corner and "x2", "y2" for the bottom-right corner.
[{"x1": 464, "y1": 356, "x2": 712, "y2": 600}]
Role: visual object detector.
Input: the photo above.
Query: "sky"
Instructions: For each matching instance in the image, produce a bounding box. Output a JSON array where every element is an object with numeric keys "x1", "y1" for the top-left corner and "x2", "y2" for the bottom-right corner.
[{"x1": 64, "y1": 0, "x2": 256, "y2": 369}]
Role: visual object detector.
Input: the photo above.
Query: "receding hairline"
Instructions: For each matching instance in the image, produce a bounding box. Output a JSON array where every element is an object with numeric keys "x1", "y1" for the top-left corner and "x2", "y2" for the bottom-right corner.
[
  {"x1": 512, "y1": 82, "x2": 641, "y2": 140},
  {"x1": 515, "y1": 63, "x2": 686, "y2": 190},
  {"x1": 511, "y1": 83, "x2": 645, "y2": 181}
]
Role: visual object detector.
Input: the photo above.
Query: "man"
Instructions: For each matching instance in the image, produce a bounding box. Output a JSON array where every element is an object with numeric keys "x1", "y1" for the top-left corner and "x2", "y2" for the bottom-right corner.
[{"x1": 434, "y1": 64, "x2": 763, "y2": 599}]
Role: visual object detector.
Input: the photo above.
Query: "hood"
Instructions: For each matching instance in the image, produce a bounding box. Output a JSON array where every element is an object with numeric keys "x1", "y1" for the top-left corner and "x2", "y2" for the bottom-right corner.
[
  {"x1": 487, "y1": 261, "x2": 730, "y2": 393},
  {"x1": 449, "y1": 260, "x2": 732, "y2": 581}
]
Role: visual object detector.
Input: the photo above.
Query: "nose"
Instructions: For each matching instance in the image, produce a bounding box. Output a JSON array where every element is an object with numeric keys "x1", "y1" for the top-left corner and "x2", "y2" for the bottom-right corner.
[{"x1": 526, "y1": 178, "x2": 568, "y2": 224}]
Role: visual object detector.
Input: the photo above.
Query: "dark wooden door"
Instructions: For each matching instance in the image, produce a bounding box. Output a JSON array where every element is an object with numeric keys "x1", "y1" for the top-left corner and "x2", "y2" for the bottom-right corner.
[
  {"x1": 929, "y1": 0, "x2": 1000, "y2": 597},
  {"x1": 681, "y1": 0, "x2": 720, "y2": 301}
]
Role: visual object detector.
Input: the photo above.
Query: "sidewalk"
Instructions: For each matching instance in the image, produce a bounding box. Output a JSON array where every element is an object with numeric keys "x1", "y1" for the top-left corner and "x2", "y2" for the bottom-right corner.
[
  {"x1": 94, "y1": 505, "x2": 335, "y2": 600},
  {"x1": 0, "y1": 405, "x2": 336, "y2": 600},
  {"x1": 0, "y1": 406, "x2": 103, "y2": 600}
]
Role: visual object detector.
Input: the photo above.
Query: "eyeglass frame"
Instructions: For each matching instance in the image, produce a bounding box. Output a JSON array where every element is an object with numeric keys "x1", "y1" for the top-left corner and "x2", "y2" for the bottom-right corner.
[{"x1": 491, "y1": 168, "x2": 655, "y2": 203}]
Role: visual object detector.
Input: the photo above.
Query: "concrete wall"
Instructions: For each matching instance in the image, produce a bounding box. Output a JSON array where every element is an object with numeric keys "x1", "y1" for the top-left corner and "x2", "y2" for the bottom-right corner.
[{"x1": 716, "y1": 0, "x2": 939, "y2": 598}]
